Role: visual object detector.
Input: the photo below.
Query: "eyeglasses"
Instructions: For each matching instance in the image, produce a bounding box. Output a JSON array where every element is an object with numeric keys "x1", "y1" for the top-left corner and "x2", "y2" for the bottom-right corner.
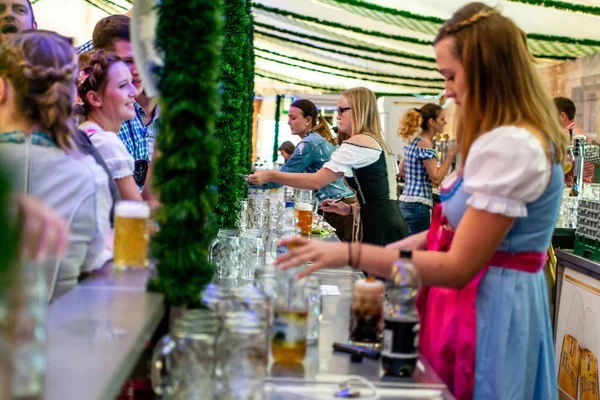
[{"x1": 337, "y1": 107, "x2": 351, "y2": 115}]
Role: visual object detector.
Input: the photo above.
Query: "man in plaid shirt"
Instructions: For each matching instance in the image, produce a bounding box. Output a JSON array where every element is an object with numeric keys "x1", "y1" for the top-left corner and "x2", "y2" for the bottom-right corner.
[
  {"x1": 77, "y1": 15, "x2": 161, "y2": 190},
  {"x1": 554, "y1": 97, "x2": 596, "y2": 185}
]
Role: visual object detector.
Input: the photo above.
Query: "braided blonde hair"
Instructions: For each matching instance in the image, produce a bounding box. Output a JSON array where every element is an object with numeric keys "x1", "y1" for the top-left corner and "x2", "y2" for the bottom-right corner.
[
  {"x1": 433, "y1": 2, "x2": 567, "y2": 163},
  {"x1": 0, "y1": 30, "x2": 77, "y2": 151}
]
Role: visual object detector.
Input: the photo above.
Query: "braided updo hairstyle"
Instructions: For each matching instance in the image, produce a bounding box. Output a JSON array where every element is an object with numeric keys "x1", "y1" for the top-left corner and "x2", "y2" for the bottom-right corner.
[
  {"x1": 0, "y1": 30, "x2": 77, "y2": 150},
  {"x1": 75, "y1": 50, "x2": 123, "y2": 117},
  {"x1": 398, "y1": 103, "x2": 442, "y2": 140}
]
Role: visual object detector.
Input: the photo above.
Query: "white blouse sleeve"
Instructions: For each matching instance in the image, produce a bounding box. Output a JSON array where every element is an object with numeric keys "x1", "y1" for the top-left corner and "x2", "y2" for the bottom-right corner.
[
  {"x1": 89, "y1": 133, "x2": 135, "y2": 180},
  {"x1": 323, "y1": 142, "x2": 381, "y2": 177},
  {"x1": 463, "y1": 126, "x2": 551, "y2": 218}
]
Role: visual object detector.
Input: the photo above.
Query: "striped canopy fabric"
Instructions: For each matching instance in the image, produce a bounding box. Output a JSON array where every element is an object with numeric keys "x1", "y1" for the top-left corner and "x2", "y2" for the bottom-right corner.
[{"x1": 32, "y1": 0, "x2": 600, "y2": 96}]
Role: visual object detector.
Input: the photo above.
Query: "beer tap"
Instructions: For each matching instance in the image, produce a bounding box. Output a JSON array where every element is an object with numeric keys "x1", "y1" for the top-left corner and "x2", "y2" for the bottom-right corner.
[
  {"x1": 570, "y1": 134, "x2": 587, "y2": 197},
  {"x1": 438, "y1": 138, "x2": 448, "y2": 164}
]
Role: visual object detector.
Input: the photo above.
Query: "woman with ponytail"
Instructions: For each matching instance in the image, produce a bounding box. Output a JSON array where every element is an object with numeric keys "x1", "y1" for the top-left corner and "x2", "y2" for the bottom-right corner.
[
  {"x1": 398, "y1": 104, "x2": 455, "y2": 234},
  {"x1": 250, "y1": 99, "x2": 355, "y2": 241},
  {"x1": 0, "y1": 30, "x2": 111, "y2": 296}
]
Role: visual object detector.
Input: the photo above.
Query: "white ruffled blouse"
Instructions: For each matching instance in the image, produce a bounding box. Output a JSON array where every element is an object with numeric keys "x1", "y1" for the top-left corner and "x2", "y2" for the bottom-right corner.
[
  {"x1": 462, "y1": 125, "x2": 551, "y2": 218},
  {"x1": 78, "y1": 121, "x2": 135, "y2": 180},
  {"x1": 323, "y1": 142, "x2": 382, "y2": 177}
]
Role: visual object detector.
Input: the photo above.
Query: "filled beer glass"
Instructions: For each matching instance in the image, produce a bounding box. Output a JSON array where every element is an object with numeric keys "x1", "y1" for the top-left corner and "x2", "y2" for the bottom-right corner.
[
  {"x1": 349, "y1": 276, "x2": 384, "y2": 348},
  {"x1": 294, "y1": 189, "x2": 313, "y2": 235},
  {"x1": 113, "y1": 201, "x2": 150, "y2": 269}
]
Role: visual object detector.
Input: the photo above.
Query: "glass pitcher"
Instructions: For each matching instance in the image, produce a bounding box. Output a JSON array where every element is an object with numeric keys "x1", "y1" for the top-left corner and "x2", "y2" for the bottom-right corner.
[
  {"x1": 151, "y1": 309, "x2": 219, "y2": 399},
  {"x1": 209, "y1": 229, "x2": 242, "y2": 280}
]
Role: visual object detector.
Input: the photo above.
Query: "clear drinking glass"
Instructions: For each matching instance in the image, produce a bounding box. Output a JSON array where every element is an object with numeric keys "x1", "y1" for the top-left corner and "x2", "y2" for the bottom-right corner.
[
  {"x1": 304, "y1": 276, "x2": 321, "y2": 345},
  {"x1": 236, "y1": 199, "x2": 249, "y2": 231},
  {"x1": 219, "y1": 311, "x2": 268, "y2": 400},
  {"x1": 247, "y1": 196, "x2": 270, "y2": 231},
  {"x1": 209, "y1": 229, "x2": 242, "y2": 280},
  {"x1": 151, "y1": 309, "x2": 220, "y2": 399},
  {"x1": 7, "y1": 261, "x2": 49, "y2": 399},
  {"x1": 239, "y1": 230, "x2": 266, "y2": 281}
]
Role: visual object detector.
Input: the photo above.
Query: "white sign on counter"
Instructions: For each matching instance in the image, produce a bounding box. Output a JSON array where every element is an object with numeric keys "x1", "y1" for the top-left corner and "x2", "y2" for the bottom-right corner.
[{"x1": 320, "y1": 285, "x2": 340, "y2": 296}]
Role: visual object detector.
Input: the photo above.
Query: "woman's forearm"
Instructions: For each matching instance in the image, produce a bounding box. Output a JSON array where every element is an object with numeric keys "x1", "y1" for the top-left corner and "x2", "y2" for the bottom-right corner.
[
  {"x1": 433, "y1": 156, "x2": 454, "y2": 184},
  {"x1": 270, "y1": 169, "x2": 338, "y2": 190}
]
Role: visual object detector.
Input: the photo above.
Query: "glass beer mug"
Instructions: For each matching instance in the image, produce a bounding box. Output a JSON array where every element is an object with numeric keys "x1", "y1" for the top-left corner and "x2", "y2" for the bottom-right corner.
[
  {"x1": 151, "y1": 310, "x2": 219, "y2": 399},
  {"x1": 209, "y1": 229, "x2": 242, "y2": 280},
  {"x1": 293, "y1": 189, "x2": 314, "y2": 235},
  {"x1": 113, "y1": 201, "x2": 150, "y2": 269}
]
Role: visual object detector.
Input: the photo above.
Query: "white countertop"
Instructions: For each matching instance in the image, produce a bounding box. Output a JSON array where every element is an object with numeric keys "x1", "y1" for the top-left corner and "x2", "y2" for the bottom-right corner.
[{"x1": 44, "y1": 267, "x2": 164, "y2": 400}]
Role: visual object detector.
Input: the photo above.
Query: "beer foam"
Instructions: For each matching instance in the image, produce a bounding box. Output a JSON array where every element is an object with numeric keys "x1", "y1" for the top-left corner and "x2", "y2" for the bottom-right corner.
[
  {"x1": 354, "y1": 279, "x2": 385, "y2": 295},
  {"x1": 294, "y1": 202, "x2": 312, "y2": 211},
  {"x1": 115, "y1": 201, "x2": 150, "y2": 218}
]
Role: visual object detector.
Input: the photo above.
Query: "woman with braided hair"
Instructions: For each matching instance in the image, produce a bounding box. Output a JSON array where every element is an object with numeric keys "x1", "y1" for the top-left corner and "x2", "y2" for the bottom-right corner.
[
  {"x1": 276, "y1": 3, "x2": 564, "y2": 399},
  {"x1": 77, "y1": 50, "x2": 142, "y2": 201},
  {"x1": 0, "y1": 30, "x2": 111, "y2": 296}
]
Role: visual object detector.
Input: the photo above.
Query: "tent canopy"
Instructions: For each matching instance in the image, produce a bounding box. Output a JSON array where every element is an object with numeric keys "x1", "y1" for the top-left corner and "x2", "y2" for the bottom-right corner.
[{"x1": 32, "y1": 0, "x2": 600, "y2": 96}]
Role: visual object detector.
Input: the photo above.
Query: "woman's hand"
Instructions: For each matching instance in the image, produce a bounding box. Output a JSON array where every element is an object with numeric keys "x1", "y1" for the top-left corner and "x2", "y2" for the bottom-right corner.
[
  {"x1": 385, "y1": 231, "x2": 428, "y2": 251},
  {"x1": 275, "y1": 236, "x2": 349, "y2": 278},
  {"x1": 248, "y1": 170, "x2": 273, "y2": 185},
  {"x1": 17, "y1": 195, "x2": 69, "y2": 263},
  {"x1": 448, "y1": 142, "x2": 458, "y2": 158},
  {"x1": 320, "y1": 199, "x2": 351, "y2": 215}
]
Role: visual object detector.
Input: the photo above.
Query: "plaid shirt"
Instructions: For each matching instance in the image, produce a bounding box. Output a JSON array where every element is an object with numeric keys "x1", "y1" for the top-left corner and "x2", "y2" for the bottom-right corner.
[
  {"x1": 140, "y1": 103, "x2": 161, "y2": 161},
  {"x1": 399, "y1": 136, "x2": 437, "y2": 207},
  {"x1": 118, "y1": 102, "x2": 149, "y2": 187},
  {"x1": 76, "y1": 40, "x2": 94, "y2": 55},
  {"x1": 564, "y1": 121, "x2": 595, "y2": 186}
]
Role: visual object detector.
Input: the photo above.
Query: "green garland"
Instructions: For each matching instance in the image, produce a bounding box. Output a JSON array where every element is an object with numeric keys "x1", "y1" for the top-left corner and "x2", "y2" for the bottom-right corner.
[
  {"x1": 255, "y1": 47, "x2": 443, "y2": 82},
  {"x1": 148, "y1": 0, "x2": 224, "y2": 307},
  {"x1": 256, "y1": 54, "x2": 444, "y2": 90},
  {"x1": 255, "y1": 22, "x2": 436, "y2": 64},
  {"x1": 256, "y1": 70, "x2": 440, "y2": 97},
  {"x1": 316, "y1": 0, "x2": 444, "y2": 24},
  {"x1": 252, "y1": 3, "x2": 432, "y2": 46},
  {"x1": 244, "y1": 0, "x2": 255, "y2": 172},
  {"x1": 215, "y1": 0, "x2": 252, "y2": 229},
  {"x1": 0, "y1": 165, "x2": 17, "y2": 291},
  {"x1": 507, "y1": 0, "x2": 600, "y2": 16},
  {"x1": 527, "y1": 32, "x2": 600, "y2": 48},
  {"x1": 256, "y1": 30, "x2": 437, "y2": 72},
  {"x1": 316, "y1": 0, "x2": 600, "y2": 49},
  {"x1": 272, "y1": 95, "x2": 282, "y2": 163}
]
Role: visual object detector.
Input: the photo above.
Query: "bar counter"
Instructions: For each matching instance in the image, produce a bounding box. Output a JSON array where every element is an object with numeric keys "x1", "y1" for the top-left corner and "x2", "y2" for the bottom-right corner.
[
  {"x1": 44, "y1": 267, "x2": 164, "y2": 400},
  {"x1": 44, "y1": 245, "x2": 452, "y2": 399}
]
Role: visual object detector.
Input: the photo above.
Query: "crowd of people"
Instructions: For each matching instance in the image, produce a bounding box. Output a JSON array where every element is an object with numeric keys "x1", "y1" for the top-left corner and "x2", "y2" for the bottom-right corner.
[{"x1": 0, "y1": 1, "x2": 161, "y2": 295}]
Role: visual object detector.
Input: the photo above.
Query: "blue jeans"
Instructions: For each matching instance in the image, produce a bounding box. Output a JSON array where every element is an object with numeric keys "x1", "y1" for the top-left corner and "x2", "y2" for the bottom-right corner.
[{"x1": 399, "y1": 202, "x2": 431, "y2": 235}]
